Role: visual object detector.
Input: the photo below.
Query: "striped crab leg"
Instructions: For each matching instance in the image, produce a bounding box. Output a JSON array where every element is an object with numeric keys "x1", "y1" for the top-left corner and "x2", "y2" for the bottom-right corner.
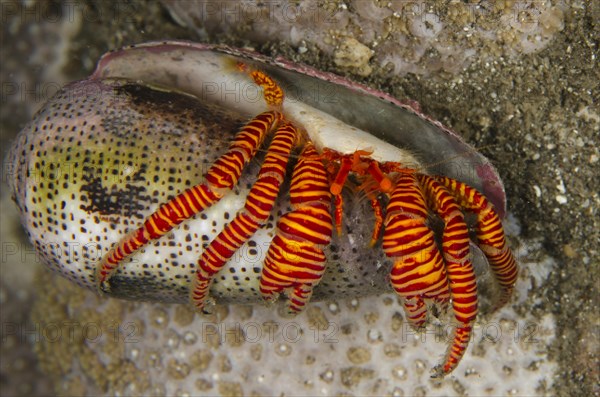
[
  {"x1": 95, "y1": 110, "x2": 282, "y2": 292},
  {"x1": 190, "y1": 122, "x2": 299, "y2": 311},
  {"x1": 259, "y1": 143, "x2": 333, "y2": 314},
  {"x1": 96, "y1": 62, "x2": 287, "y2": 293},
  {"x1": 382, "y1": 173, "x2": 451, "y2": 328},
  {"x1": 436, "y1": 176, "x2": 518, "y2": 306},
  {"x1": 418, "y1": 174, "x2": 478, "y2": 377}
]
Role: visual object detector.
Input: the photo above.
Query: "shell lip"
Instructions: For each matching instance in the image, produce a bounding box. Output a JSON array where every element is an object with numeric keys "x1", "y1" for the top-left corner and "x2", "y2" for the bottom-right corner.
[{"x1": 91, "y1": 39, "x2": 506, "y2": 217}]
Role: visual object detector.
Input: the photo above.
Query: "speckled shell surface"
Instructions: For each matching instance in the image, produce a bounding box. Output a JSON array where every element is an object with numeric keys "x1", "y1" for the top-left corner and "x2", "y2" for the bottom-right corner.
[{"x1": 8, "y1": 41, "x2": 506, "y2": 305}]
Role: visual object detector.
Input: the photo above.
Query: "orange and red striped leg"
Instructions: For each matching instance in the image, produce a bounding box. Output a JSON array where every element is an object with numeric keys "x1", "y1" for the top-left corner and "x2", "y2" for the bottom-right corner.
[
  {"x1": 237, "y1": 63, "x2": 284, "y2": 108},
  {"x1": 382, "y1": 173, "x2": 451, "y2": 328},
  {"x1": 436, "y1": 176, "x2": 518, "y2": 306},
  {"x1": 419, "y1": 174, "x2": 478, "y2": 376},
  {"x1": 259, "y1": 143, "x2": 333, "y2": 314},
  {"x1": 189, "y1": 123, "x2": 298, "y2": 310},
  {"x1": 95, "y1": 111, "x2": 282, "y2": 292}
]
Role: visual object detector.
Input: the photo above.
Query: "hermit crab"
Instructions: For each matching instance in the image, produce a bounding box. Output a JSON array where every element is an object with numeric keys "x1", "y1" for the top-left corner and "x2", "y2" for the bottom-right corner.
[{"x1": 7, "y1": 41, "x2": 517, "y2": 376}]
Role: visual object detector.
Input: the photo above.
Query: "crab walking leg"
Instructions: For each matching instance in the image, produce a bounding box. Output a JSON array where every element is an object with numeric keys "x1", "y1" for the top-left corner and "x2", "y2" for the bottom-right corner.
[
  {"x1": 189, "y1": 123, "x2": 298, "y2": 310},
  {"x1": 419, "y1": 175, "x2": 478, "y2": 376},
  {"x1": 96, "y1": 111, "x2": 282, "y2": 291},
  {"x1": 436, "y1": 176, "x2": 518, "y2": 305},
  {"x1": 382, "y1": 173, "x2": 451, "y2": 328},
  {"x1": 259, "y1": 143, "x2": 333, "y2": 314}
]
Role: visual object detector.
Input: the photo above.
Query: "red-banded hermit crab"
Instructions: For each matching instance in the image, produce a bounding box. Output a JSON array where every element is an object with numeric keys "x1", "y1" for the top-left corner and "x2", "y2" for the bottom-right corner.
[{"x1": 7, "y1": 41, "x2": 517, "y2": 376}]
